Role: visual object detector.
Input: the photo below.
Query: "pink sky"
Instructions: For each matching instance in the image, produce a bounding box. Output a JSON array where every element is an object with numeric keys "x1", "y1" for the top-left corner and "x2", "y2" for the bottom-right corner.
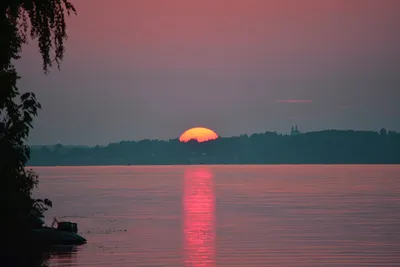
[{"x1": 17, "y1": 0, "x2": 400, "y2": 145}]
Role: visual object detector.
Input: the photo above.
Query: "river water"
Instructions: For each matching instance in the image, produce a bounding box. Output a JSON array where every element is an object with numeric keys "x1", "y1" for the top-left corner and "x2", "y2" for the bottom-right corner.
[{"x1": 33, "y1": 165, "x2": 400, "y2": 267}]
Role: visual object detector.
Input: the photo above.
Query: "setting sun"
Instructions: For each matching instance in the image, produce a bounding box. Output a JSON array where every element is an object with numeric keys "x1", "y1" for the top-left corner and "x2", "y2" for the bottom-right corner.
[{"x1": 179, "y1": 127, "x2": 219, "y2": 143}]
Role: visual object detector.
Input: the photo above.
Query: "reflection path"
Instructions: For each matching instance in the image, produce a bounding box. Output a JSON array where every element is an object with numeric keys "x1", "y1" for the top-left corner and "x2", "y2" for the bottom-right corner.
[{"x1": 183, "y1": 167, "x2": 215, "y2": 267}]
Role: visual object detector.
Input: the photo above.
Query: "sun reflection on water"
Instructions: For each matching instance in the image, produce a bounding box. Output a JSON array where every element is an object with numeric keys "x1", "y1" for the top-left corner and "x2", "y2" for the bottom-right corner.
[{"x1": 183, "y1": 167, "x2": 215, "y2": 267}]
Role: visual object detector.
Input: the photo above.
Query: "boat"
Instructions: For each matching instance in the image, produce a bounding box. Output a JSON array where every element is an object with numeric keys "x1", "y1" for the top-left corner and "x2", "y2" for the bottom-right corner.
[
  {"x1": 31, "y1": 217, "x2": 87, "y2": 246},
  {"x1": 31, "y1": 227, "x2": 86, "y2": 246}
]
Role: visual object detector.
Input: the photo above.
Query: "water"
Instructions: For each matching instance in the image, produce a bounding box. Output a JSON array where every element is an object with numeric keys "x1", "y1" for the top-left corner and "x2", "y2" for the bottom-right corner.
[{"x1": 32, "y1": 165, "x2": 400, "y2": 267}]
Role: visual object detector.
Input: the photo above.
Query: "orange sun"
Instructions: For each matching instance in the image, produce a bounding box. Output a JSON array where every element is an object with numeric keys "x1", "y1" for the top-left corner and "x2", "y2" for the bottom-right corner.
[{"x1": 179, "y1": 127, "x2": 219, "y2": 143}]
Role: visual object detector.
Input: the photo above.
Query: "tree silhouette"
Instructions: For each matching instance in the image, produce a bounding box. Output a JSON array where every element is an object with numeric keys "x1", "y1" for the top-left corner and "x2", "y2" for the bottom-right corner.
[
  {"x1": 27, "y1": 128, "x2": 400, "y2": 166},
  {"x1": 0, "y1": 1, "x2": 76, "y2": 266}
]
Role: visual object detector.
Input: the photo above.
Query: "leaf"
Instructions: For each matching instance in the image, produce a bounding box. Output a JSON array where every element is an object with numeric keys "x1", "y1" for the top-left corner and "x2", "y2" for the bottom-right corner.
[{"x1": 20, "y1": 92, "x2": 31, "y2": 101}]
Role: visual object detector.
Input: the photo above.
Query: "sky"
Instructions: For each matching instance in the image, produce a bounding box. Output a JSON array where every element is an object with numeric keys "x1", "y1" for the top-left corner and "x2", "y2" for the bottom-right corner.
[{"x1": 16, "y1": 0, "x2": 400, "y2": 145}]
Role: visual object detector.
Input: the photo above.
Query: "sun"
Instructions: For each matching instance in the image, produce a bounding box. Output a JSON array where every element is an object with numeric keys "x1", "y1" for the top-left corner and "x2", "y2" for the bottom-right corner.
[{"x1": 179, "y1": 127, "x2": 219, "y2": 143}]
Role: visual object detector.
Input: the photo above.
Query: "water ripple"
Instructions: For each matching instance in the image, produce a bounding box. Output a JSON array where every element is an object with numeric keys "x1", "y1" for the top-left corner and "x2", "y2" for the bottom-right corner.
[{"x1": 33, "y1": 165, "x2": 400, "y2": 267}]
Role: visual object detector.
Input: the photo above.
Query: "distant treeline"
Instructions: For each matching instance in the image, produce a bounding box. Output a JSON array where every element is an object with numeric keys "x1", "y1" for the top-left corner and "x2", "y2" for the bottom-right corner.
[{"x1": 29, "y1": 129, "x2": 400, "y2": 165}]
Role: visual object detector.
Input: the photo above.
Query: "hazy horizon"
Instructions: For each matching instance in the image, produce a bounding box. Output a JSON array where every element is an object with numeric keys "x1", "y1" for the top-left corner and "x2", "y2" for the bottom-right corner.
[
  {"x1": 29, "y1": 126, "x2": 395, "y2": 146},
  {"x1": 16, "y1": 0, "x2": 400, "y2": 146}
]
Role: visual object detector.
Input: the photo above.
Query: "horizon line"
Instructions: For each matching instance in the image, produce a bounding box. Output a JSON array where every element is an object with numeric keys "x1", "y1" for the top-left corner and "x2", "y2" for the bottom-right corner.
[{"x1": 29, "y1": 127, "x2": 397, "y2": 147}]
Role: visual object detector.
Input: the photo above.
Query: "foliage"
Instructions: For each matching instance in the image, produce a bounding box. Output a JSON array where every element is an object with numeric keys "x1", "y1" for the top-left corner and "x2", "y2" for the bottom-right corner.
[
  {"x1": 29, "y1": 129, "x2": 400, "y2": 165},
  {"x1": 0, "y1": 0, "x2": 75, "y2": 266},
  {"x1": 0, "y1": 0, "x2": 76, "y2": 73}
]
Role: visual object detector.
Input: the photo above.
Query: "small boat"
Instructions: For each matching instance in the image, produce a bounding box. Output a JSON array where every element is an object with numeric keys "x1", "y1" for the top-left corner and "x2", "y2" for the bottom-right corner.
[
  {"x1": 31, "y1": 227, "x2": 86, "y2": 246},
  {"x1": 31, "y1": 217, "x2": 87, "y2": 246}
]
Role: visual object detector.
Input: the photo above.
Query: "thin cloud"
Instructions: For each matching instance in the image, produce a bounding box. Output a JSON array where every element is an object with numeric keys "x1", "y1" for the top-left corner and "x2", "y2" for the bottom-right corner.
[{"x1": 275, "y1": 99, "x2": 313, "y2": 104}]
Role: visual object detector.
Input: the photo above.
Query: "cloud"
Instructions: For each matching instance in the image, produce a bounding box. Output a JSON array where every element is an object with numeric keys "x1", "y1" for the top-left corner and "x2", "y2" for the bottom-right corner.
[{"x1": 275, "y1": 99, "x2": 313, "y2": 104}]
